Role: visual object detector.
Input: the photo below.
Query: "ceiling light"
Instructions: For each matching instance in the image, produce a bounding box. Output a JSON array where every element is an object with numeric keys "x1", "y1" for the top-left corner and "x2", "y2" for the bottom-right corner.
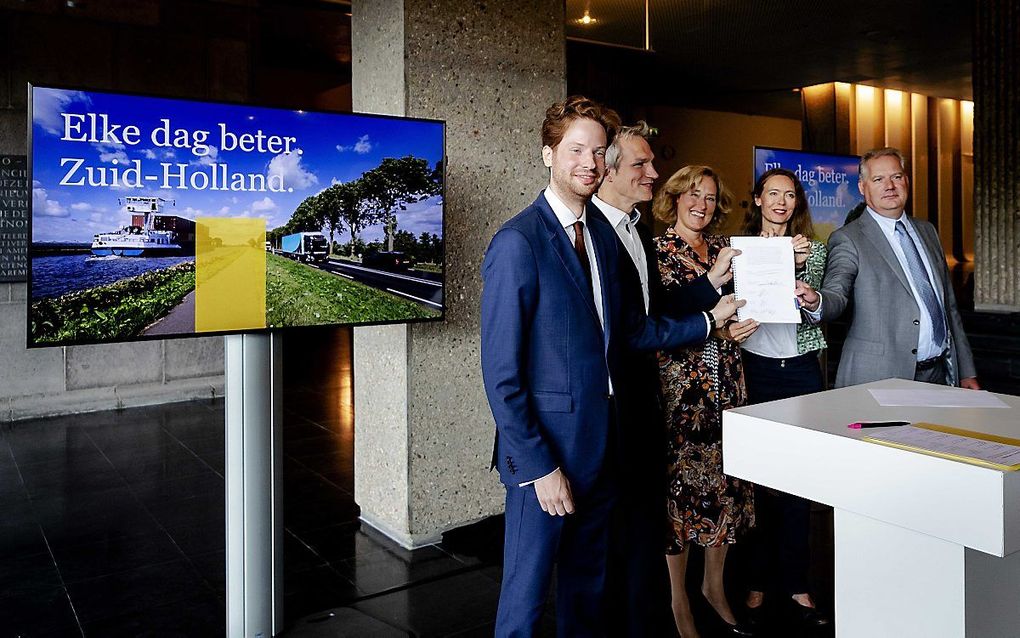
[{"x1": 575, "y1": 11, "x2": 598, "y2": 26}]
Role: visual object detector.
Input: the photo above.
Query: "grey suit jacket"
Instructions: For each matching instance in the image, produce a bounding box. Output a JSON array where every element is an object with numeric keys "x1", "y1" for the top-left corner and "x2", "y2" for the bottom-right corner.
[{"x1": 818, "y1": 211, "x2": 976, "y2": 387}]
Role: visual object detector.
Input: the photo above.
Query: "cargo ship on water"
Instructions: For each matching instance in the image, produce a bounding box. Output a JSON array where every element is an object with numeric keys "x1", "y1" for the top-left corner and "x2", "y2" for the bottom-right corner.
[{"x1": 91, "y1": 196, "x2": 196, "y2": 257}]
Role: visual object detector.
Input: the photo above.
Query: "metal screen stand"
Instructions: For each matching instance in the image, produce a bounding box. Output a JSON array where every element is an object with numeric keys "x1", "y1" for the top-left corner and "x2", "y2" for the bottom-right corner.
[{"x1": 225, "y1": 333, "x2": 283, "y2": 637}]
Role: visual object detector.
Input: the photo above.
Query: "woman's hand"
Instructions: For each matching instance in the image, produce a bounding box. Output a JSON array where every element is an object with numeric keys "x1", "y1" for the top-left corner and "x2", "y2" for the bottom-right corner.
[
  {"x1": 792, "y1": 233, "x2": 811, "y2": 267},
  {"x1": 715, "y1": 318, "x2": 759, "y2": 343}
]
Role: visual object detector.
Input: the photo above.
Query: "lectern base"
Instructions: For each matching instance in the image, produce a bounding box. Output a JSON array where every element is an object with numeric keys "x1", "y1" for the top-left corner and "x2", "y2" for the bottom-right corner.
[{"x1": 834, "y1": 508, "x2": 1020, "y2": 637}]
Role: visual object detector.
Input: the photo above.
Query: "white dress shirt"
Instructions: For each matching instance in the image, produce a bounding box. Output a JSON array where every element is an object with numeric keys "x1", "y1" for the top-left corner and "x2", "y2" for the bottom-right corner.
[{"x1": 591, "y1": 195, "x2": 649, "y2": 312}]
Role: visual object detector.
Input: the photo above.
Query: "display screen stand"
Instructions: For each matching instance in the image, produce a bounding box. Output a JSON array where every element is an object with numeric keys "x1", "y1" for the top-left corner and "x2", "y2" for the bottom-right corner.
[{"x1": 225, "y1": 333, "x2": 283, "y2": 637}]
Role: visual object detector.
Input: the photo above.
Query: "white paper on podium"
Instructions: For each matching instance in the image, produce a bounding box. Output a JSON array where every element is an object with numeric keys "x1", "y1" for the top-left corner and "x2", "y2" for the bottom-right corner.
[
  {"x1": 868, "y1": 388, "x2": 1011, "y2": 409},
  {"x1": 730, "y1": 236, "x2": 801, "y2": 323}
]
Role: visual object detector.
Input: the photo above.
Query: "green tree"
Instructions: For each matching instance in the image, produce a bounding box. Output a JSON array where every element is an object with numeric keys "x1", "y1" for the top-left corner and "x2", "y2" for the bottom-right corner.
[
  {"x1": 392, "y1": 230, "x2": 417, "y2": 256},
  {"x1": 316, "y1": 183, "x2": 354, "y2": 254},
  {"x1": 288, "y1": 196, "x2": 323, "y2": 234},
  {"x1": 326, "y1": 179, "x2": 378, "y2": 257},
  {"x1": 359, "y1": 156, "x2": 442, "y2": 252}
]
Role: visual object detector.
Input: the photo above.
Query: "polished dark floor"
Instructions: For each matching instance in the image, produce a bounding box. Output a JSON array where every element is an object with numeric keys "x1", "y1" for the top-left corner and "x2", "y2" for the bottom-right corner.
[{"x1": 0, "y1": 328, "x2": 834, "y2": 637}]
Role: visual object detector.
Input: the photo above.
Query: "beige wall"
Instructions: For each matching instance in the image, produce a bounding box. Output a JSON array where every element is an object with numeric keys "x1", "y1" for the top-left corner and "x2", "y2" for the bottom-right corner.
[{"x1": 642, "y1": 106, "x2": 802, "y2": 235}]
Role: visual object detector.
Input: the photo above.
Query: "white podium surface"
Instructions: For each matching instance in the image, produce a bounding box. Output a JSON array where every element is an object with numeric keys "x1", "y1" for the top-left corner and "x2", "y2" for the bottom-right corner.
[{"x1": 723, "y1": 378, "x2": 1020, "y2": 638}]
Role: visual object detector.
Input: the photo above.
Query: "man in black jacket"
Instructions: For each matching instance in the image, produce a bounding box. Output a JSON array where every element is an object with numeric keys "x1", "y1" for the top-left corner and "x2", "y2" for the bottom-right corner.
[{"x1": 589, "y1": 121, "x2": 742, "y2": 636}]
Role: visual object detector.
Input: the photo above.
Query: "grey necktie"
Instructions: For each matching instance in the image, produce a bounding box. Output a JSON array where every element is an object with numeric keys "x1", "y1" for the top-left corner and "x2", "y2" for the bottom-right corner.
[{"x1": 895, "y1": 220, "x2": 947, "y2": 348}]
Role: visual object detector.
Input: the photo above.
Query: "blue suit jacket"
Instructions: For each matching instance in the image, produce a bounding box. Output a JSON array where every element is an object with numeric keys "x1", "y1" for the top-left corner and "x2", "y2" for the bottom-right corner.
[{"x1": 480, "y1": 192, "x2": 709, "y2": 495}]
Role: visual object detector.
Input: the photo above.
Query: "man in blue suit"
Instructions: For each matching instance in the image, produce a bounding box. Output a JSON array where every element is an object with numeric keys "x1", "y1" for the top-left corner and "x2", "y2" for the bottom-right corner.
[{"x1": 481, "y1": 96, "x2": 741, "y2": 637}]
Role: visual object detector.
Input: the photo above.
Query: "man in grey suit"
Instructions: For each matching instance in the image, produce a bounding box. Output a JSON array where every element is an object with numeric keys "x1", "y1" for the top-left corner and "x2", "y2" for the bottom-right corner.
[{"x1": 797, "y1": 146, "x2": 979, "y2": 389}]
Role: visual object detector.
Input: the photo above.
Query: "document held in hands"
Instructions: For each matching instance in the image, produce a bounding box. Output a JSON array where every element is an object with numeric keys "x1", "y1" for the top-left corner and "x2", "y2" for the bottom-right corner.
[{"x1": 730, "y1": 236, "x2": 801, "y2": 323}]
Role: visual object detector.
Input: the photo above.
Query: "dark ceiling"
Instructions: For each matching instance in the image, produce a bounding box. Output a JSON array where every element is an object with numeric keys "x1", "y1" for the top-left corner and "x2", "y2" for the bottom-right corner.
[{"x1": 566, "y1": 0, "x2": 974, "y2": 101}]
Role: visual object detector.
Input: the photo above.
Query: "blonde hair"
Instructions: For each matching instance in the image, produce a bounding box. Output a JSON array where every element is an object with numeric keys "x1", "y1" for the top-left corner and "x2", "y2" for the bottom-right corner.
[{"x1": 652, "y1": 165, "x2": 732, "y2": 233}]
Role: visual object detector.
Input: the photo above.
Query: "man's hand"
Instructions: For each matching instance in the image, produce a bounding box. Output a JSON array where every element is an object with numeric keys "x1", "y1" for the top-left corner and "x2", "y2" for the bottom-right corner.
[
  {"x1": 533, "y1": 468, "x2": 575, "y2": 516},
  {"x1": 716, "y1": 318, "x2": 759, "y2": 344},
  {"x1": 710, "y1": 294, "x2": 746, "y2": 326},
  {"x1": 708, "y1": 247, "x2": 740, "y2": 288},
  {"x1": 960, "y1": 377, "x2": 981, "y2": 390},
  {"x1": 795, "y1": 280, "x2": 820, "y2": 311}
]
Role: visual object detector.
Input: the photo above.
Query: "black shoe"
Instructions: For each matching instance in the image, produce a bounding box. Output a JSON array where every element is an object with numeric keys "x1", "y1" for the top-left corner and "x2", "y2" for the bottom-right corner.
[
  {"x1": 744, "y1": 603, "x2": 766, "y2": 629},
  {"x1": 789, "y1": 600, "x2": 830, "y2": 628},
  {"x1": 703, "y1": 603, "x2": 757, "y2": 637}
]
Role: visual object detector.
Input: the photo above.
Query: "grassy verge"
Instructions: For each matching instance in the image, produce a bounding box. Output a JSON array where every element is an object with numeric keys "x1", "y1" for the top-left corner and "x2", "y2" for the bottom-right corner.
[
  {"x1": 266, "y1": 253, "x2": 440, "y2": 326},
  {"x1": 31, "y1": 262, "x2": 196, "y2": 344}
]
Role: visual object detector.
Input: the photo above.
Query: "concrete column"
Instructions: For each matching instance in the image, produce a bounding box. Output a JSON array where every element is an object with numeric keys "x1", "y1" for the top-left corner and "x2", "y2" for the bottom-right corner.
[
  {"x1": 351, "y1": 0, "x2": 566, "y2": 546},
  {"x1": 973, "y1": 0, "x2": 1020, "y2": 311}
]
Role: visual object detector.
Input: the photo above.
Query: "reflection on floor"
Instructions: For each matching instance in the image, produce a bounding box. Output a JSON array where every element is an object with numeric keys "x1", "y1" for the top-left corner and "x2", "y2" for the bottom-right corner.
[{"x1": 0, "y1": 327, "x2": 834, "y2": 636}]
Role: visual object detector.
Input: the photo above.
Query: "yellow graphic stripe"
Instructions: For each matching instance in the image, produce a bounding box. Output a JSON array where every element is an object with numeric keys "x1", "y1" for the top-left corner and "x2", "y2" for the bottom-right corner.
[
  {"x1": 195, "y1": 218, "x2": 266, "y2": 332},
  {"x1": 861, "y1": 437, "x2": 1020, "y2": 472},
  {"x1": 912, "y1": 421, "x2": 1020, "y2": 447}
]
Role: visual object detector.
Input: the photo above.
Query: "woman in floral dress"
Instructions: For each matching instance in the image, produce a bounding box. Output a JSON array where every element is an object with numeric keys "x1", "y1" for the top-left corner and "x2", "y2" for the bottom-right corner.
[{"x1": 653, "y1": 165, "x2": 758, "y2": 638}]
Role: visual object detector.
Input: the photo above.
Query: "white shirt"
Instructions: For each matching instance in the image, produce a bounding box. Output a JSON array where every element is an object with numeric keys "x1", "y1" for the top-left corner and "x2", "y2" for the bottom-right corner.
[
  {"x1": 591, "y1": 195, "x2": 650, "y2": 312},
  {"x1": 742, "y1": 322, "x2": 799, "y2": 359},
  {"x1": 806, "y1": 207, "x2": 946, "y2": 361}
]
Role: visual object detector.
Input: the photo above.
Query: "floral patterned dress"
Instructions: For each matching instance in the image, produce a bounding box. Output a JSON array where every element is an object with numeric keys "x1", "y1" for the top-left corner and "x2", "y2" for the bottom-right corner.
[{"x1": 655, "y1": 229, "x2": 755, "y2": 554}]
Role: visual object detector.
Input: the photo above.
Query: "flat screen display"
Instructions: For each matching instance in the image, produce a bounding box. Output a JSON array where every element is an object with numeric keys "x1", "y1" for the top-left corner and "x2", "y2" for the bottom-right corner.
[
  {"x1": 28, "y1": 85, "x2": 445, "y2": 347},
  {"x1": 753, "y1": 146, "x2": 863, "y2": 242}
]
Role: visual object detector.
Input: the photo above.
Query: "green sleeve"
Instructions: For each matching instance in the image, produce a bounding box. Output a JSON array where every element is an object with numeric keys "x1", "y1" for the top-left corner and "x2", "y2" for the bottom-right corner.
[{"x1": 802, "y1": 239, "x2": 827, "y2": 288}]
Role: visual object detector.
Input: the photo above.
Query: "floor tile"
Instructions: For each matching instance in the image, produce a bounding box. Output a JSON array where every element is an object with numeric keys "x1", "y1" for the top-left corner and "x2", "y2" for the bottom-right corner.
[
  {"x1": 29, "y1": 486, "x2": 139, "y2": 523},
  {"x1": 288, "y1": 521, "x2": 362, "y2": 563},
  {"x1": 163, "y1": 520, "x2": 225, "y2": 556},
  {"x1": 40, "y1": 504, "x2": 164, "y2": 552},
  {"x1": 130, "y1": 472, "x2": 224, "y2": 504},
  {"x1": 283, "y1": 564, "x2": 360, "y2": 625},
  {"x1": 87, "y1": 424, "x2": 169, "y2": 454},
  {"x1": 108, "y1": 448, "x2": 215, "y2": 483},
  {"x1": 285, "y1": 606, "x2": 409, "y2": 637},
  {"x1": 0, "y1": 549, "x2": 64, "y2": 599},
  {"x1": 21, "y1": 463, "x2": 124, "y2": 501},
  {"x1": 333, "y1": 545, "x2": 474, "y2": 597},
  {"x1": 67, "y1": 558, "x2": 212, "y2": 624},
  {"x1": 348, "y1": 570, "x2": 502, "y2": 637},
  {"x1": 51, "y1": 531, "x2": 184, "y2": 584},
  {"x1": 0, "y1": 586, "x2": 84, "y2": 637},
  {"x1": 144, "y1": 492, "x2": 224, "y2": 531},
  {"x1": 81, "y1": 592, "x2": 225, "y2": 637},
  {"x1": 188, "y1": 550, "x2": 226, "y2": 596},
  {"x1": 284, "y1": 530, "x2": 330, "y2": 572}
]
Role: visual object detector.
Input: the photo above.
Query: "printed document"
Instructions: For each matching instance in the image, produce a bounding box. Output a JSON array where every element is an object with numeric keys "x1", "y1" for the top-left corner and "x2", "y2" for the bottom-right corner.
[
  {"x1": 863, "y1": 423, "x2": 1020, "y2": 470},
  {"x1": 730, "y1": 236, "x2": 800, "y2": 323}
]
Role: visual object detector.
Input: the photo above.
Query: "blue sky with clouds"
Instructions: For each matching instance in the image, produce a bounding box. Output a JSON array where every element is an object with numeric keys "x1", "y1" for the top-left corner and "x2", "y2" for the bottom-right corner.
[{"x1": 31, "y1": 87, "x2": 444, "y2": 243}]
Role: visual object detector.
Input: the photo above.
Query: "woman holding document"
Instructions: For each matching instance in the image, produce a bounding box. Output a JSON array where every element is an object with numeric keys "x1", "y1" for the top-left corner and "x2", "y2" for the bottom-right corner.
[
  {"x1": 653, "y1": 165, "x2": 758, "y2": 638},
  {"x1": 739, "y1": 167, "x2": 830, "y2": 630}
]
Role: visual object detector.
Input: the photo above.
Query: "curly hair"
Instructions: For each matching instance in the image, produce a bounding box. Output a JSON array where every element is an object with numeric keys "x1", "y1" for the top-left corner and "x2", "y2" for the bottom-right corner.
[
  {"x1": 742, "y1": 167, "x2": 816, "y2": 239},
  {"x1": 652, "y1": 165, "x2": 732, "y2": 234},
  {"x1": 542, "y1": 95, "x2": 621, "y2": 149}
]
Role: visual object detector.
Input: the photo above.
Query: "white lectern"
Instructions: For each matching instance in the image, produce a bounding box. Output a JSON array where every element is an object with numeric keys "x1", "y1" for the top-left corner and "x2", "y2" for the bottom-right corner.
[{"x1": 723, "y1": 378, "x2": 1020, "y2": 638}]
